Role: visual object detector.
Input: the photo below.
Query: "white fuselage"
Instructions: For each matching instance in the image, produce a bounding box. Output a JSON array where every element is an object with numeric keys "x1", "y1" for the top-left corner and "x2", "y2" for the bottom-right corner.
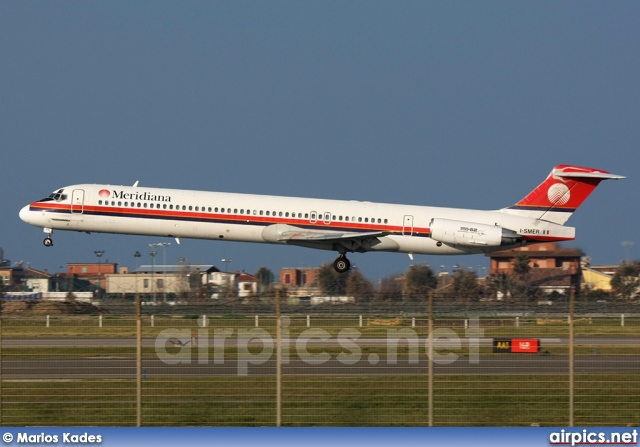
[{"x1": 19, "y1": 183, "x2": 574, "y2": 256}]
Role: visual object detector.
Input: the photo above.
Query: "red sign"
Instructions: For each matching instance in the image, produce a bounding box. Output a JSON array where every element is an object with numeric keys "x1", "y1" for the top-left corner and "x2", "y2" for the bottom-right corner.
[{"x1": 511, "y1": 338, "x2": 539, "y2": 353}]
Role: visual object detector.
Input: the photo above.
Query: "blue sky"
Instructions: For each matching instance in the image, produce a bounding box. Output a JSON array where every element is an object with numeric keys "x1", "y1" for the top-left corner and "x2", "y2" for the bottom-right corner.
[{"x1": 2, "y1": 2, "x2": 638, "y2": 281}]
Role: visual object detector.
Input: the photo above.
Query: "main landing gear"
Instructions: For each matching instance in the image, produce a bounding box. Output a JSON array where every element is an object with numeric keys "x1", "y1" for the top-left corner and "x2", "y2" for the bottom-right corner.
[
  {"x1": 333, "y1": 254, "x2": 351, "y2": 273},
  {"x1": 43, "y1": 228, "x2": 53, "y2": 247}
]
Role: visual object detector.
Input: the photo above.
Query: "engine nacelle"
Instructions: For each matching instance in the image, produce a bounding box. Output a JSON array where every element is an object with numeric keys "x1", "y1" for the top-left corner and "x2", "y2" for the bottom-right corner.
[{"x1": 429, "y1": 218, "x2": 521, "y2": 247}]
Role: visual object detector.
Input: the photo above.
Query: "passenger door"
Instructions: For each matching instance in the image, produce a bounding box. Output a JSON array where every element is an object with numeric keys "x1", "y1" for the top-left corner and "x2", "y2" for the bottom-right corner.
[{"x1": 71, "y1": 189, "x2": 85, "y2": 214}]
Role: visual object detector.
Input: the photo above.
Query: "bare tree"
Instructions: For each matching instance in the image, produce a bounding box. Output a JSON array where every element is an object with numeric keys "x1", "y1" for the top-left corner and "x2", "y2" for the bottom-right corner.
[{"x1": 611, "y1": 260, "x2": 640, "y2": 300}]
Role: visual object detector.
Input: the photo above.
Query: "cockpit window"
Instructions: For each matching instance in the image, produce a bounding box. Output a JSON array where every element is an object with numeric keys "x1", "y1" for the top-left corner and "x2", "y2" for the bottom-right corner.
[{"x1": 40, "y1": 189, "x2": 67, "y2": 202}]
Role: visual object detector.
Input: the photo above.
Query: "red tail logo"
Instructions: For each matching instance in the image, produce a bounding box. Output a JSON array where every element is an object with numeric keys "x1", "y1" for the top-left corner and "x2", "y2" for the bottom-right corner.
[
  {"x1": 515, "y1": 165, "x2": 606, "y2": 212},
  {"x1": 506, "y1": 165, "x2": 624, "y2": 224}
]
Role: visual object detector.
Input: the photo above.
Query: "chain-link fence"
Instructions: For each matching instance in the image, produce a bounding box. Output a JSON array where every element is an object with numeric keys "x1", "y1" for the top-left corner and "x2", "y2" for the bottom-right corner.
[{"x1": 1, "y1": 297, "x2": 638, "y2": 426}]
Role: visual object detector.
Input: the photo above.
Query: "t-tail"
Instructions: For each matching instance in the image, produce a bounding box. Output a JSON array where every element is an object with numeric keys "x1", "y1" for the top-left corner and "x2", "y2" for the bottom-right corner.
[{"x1": 500, "y1": 165, "x2": 625, "y2": 225}]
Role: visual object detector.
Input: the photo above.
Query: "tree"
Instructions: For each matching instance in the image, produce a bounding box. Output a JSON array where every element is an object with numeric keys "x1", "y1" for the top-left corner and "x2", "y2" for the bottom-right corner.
[
  {"x1": 374, "y1": 274, "x2": 404, "y2": 302},
  {"x1": 512, "y1": 253, "x2": 531, "y2": 280},
  {"x1": 404, "y1": 264, "x2": 437, "y2": 302},
  {"x1": 610, "y1": 261, "x2": 640, "y2": 300},
  {"x1": 451, "y1": 269, "x2": 480, "y2": 302},
  {"x1": 488, "y1": 273, "x2": 511, "y2": 301},
  {"x1": 346, "y1": 269, "x2": 374, "y2": 303},
  {"x1": 317, "y1": 263, "x2": 348, "y2": 296},
  {"x1": 511, "y1": 253, "x2": 532, "y2": 300}
]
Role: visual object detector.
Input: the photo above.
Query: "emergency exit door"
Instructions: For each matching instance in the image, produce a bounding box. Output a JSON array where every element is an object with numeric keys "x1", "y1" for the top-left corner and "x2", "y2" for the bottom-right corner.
[{"x1": 402, "y1": 215, "x2": 413, "y2": 235}]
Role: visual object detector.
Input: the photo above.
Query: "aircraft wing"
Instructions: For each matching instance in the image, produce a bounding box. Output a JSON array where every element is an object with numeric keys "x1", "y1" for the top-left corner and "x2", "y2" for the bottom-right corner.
[
  {"x1": 262, "y1": 224, "x2": 390, "y2": 253},
  {"x1": 284, "y1": 229, "x2": 388, "y2": 242}
]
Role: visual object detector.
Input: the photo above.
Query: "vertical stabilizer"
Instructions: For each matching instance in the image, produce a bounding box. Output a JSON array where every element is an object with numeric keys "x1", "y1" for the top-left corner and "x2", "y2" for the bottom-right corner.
[{"x1": 501, "y1": 165, "x2": 624, "y2": 225}]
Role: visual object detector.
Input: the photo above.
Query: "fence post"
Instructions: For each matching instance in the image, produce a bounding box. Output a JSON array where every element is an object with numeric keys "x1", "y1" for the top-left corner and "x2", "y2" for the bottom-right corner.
[
  {"x1": 99, "y1": 315, "x2": 103, "y2": 328},
  {"x1": 307, "y1": 315, "x2": 310, "y2": 328},
  {"x1": 255, "y1": 315, "x2": 259, "y2": 327},
  {"x1": 136, "y1": 293, "x2": 142, "y2": 427},
  {"x1": 621, "y1": 314, "x2": 625, "y2": 327},
  {"x1": 0, "y1": 301, "x2": 3, "y2": 425},
  {"x1": 276, "y1": 289, "x2": 282, "y2": 427},
  {"x1": 428, "y1": 292, "x2": 434, "y2": 427},
  {"x1": 46, "y1": 314, "x2": 50, "y2": 328},
  {"x1": 569, "y1": 289, "x2": 575, "y2": 427},
  {"x1": 359, "y1": 315, "x2": 363, "y2": 327}
]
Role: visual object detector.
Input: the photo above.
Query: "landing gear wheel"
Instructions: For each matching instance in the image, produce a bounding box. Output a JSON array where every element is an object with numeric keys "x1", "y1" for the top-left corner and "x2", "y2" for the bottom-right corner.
[
  {"x1": 43, "y1": 237, "x2": 53, "y2": 247},
  {"x1": 333, "y1": 255, "x2": 351, "y2": 273}
]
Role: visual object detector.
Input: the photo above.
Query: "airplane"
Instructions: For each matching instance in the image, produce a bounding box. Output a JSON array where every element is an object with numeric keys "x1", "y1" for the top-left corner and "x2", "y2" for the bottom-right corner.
[{"x1": 19, "y1": 165, "x2": 624, "y2": 273}]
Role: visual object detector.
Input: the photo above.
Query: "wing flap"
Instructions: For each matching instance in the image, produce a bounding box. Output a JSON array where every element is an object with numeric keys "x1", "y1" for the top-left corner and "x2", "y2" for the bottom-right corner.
[
  {"x1": 284, "y1": 229, "x2": 388, "y2": 242},
  {"x1": 261, "y1": 224, "x2": 392, "y2": 253}
]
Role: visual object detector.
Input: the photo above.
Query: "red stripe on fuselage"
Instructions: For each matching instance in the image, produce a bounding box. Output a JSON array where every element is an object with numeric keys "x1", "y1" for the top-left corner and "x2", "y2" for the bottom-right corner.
[{"x1": 31, "y1": 202, "x2": 432, "y2": 237}]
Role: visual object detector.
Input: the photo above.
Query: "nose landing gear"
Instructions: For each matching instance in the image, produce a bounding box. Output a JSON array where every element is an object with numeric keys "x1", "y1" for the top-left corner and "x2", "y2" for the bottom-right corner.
[{"x1": 43, "y1": 228, "x2": 53, "y2": 247}]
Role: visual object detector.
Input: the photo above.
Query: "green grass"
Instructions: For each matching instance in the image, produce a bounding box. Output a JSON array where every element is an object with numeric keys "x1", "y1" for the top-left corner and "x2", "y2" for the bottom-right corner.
[
  {"x1": 1, "y1": 374, "x2": 638, "y2": 426},
  {"x1": 1, "y1": 316, "x2": 638, "y2": 339}
]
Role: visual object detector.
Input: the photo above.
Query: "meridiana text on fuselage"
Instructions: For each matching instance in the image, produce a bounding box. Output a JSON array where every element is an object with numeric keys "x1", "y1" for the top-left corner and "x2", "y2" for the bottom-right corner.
[{"x1": 105, "y1": 189, "x2": 172, "y2": 202}]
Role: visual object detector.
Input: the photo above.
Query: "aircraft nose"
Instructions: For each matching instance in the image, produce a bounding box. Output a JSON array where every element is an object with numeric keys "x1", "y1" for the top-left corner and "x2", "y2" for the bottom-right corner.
[{"x1": 19, "y1": 205, "x2": 31, "y2": 223}]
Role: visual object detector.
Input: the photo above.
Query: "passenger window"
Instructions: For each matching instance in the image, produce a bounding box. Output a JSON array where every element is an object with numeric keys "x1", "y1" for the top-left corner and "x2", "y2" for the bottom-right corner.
[
  {"x1": 279, "y1": 212, "x2": 283, "y2": 217},
  {"x1": 143, "y1": 203, "x2": 148, "y2": 208},
  {"x1": 98, "y1": 200, "x2": 102, "y2": 205},
  {"x1": 358, "y1": 217, "x2": 362, "y2": 222}
]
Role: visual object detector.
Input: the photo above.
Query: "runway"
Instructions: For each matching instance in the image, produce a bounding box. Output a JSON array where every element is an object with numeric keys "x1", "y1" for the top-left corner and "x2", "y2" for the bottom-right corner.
[
  {"x1": 2, "y1": 336, "x2": 639, "y2": 379},
  {"x1": 2, "y1": 355, "x2": 639, "y2": 379},
  {"x1": 4, "y1": 335, "x2": 640, "y2": 347}
]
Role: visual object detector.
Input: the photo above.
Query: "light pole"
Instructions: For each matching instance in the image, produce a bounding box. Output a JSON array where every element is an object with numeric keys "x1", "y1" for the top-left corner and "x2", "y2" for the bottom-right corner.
[
  {"x1": 149, "y1": 250, "x2": 157, "y2": 302},
  {"x1": 94, "y1": 250, "x2": 104, "y2": 297},
  {"x1": 221, "y1": 258, "x2": 232, "y2": 272},
  {"x1": 150, "y1": 243, "x2": 170, "y2": 302},
  {"x1": 622, "y1": 241, "x2": 633, "y2": 261}
]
